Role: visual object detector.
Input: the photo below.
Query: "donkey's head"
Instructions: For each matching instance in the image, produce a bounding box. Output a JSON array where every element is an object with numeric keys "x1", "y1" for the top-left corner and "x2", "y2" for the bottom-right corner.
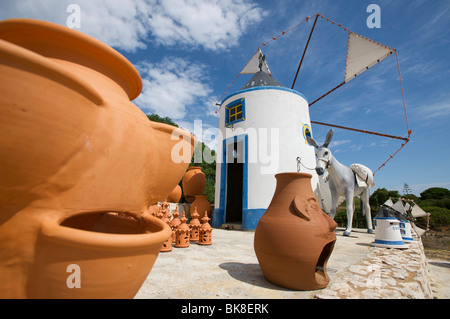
[{"x1": 306, "y1": 129, "x2": 334, "y2": 176}]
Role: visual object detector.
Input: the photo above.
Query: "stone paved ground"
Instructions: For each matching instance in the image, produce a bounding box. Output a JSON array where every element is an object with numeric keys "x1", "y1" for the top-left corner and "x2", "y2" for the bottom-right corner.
[
  {"x1": 315, "y1": 239, "x2": 437, "y2": 299},
  {"x1": 136, "y1": 227, "x2": 448, "y2": 299}
]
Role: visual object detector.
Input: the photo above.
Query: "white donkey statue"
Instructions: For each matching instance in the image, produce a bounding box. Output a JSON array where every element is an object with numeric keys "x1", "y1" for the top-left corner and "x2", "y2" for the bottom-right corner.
[{"x1": 307, "y1": 129, "x2": 374, "y2": 236}]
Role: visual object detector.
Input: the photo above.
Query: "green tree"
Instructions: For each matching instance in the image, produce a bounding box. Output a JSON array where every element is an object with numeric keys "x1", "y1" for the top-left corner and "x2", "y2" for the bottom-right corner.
[
  {"x1": 420, "y1": 187, "x2": 450, "y2": 200},
  {"x1": 189, "y1": 142, "x2": 216, "y2": 204},
  {"x1": 369, "y1": 188, "x2": 401, "y2": 211},
  {"x1": 147, "y1": 114, "x2": 179, "y2": 127},
  {"x1": 147, "y1": 113, "x2": 216, "y2": 205},
  {"x1": 403, "y1": 183, "x2": 412, "y2": 195}
]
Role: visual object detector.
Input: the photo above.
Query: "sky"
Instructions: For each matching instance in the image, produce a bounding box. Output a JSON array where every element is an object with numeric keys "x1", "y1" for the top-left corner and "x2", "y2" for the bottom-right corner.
[{"x1": 1, "y1": 0, "x2": 449, "y2": 197}]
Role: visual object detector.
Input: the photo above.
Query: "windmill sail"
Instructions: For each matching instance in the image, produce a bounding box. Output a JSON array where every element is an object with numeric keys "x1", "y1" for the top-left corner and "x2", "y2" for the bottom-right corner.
[
  {"x1": 344, "y1": 32, "x2": 394, "y2": 82},
  {"x1": 391, "y1": 200, "x2": 407, "y2": 216},
  {"x1": 239, "y1": 48, "x2": 271, "y2": 75},
  {"x1": 411, "y1": 221, "x2": 427, "y2": 237},
  {"x1": 411, "y1": 204, "x2": 430, "y2": 218}
]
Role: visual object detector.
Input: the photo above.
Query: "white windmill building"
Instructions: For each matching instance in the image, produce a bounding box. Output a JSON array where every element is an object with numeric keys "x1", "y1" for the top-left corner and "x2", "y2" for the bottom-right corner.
[{"x1": 212, "y1": 51, "x2": 321, "y2": 230}]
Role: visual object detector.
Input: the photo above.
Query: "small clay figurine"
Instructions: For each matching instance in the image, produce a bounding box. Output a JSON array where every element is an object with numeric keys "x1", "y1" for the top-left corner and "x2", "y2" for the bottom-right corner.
[
  {"x1": 169, "y1": 207, "x2": 181, "y2": 242},
  {"x1": 199, "y1": 210, "x2": 212, "y2": 246},
  {"x1": 174, "y1": 211, "x2": 190, "y2": 248},
  {"x1": 189, "y1": 207, "x2": 201, "y2": 242},
  {"x1": 158, "y1": 204, "x2": 172, "y2": 252}
]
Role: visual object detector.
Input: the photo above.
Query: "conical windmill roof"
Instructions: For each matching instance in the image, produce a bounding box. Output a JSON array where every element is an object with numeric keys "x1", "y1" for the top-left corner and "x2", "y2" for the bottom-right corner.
[{"x1": 241, "y1": 70, "x2": 283, "y2": 90}]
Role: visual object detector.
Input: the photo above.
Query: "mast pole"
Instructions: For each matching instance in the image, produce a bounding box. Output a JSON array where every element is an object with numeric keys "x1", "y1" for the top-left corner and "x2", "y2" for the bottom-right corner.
[{"x1": 291, "y1": 13, "x2": 319, "y2": 89}]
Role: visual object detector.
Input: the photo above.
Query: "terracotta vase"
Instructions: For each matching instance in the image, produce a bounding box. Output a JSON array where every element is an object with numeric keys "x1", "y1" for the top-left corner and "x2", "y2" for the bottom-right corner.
[
  {"x1": 29, "y1": 212, "x2": 171, "y2": 298},
  {"x1": 254, "y1": 173, "x2": 337, "y2": 291},
  {"x1": 182, "y1": 167, "x2": 206, "y2": 203},
  {"x1": 190, "y1": 195, "x2": 212, "y2": 219},
  {"x1": 0, "y1": 19, "x2": 196, "y2": 298},
  {"x1": 189, "y1": 208, "x2": 201, "y2": 242},
  {"x1": 174, "y1": 212, "x2": 190, "y2": 248},
  {"x1": 169, "y1": 207, "x2": 181, "y2": 242},
  {"x1": 199, "y1": 211, "x2": 213, "y2": 246},
  {"x1": 167, "y1": 185, "x2": 182, "y2": 203},
  {"x1": 159, "y1": 203, "x2": 173, "y2": 252}
]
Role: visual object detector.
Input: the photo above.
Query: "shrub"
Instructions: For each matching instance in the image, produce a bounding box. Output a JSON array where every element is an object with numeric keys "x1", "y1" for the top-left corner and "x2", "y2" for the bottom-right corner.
[{"x1": 416, "y1": 206, "x2": 450, "y2": 231}]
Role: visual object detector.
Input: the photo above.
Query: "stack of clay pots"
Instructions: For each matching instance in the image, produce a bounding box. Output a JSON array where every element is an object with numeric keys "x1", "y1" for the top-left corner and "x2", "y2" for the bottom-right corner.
[
  {"x1": 182, "y1": 166, "x2": 212, "y2": 219},
  {"x1": 0, "y1": 19, "x2": 197, "y2": 299}
]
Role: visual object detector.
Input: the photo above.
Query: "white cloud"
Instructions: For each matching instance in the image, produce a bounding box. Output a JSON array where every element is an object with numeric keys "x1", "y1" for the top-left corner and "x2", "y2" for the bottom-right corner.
[
  {"x1": 0, "y1": 0, "x2": 266, "y2": 52},
  {"x1": 134, "y1": 57, "x2": 214, "y2": 120},
  {"x1": 0, "y1": 0, "x2": 150, "y2": 52},
  {"x1": 146, "y1": 0, "x2": 267, "y2": 50}
]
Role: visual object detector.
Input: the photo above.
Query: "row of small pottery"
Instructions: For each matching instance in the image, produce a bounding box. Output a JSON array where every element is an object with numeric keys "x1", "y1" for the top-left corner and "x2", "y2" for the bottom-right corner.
[
  {"x1": 254, "y1": 173, "x2": 337, "y2": 291},
  {"x1": 152, "y1": 203, "x2": 212, "y2": 251},
  {"x1": 0, "y1": 19, "x2": 196, "y2": 298}
]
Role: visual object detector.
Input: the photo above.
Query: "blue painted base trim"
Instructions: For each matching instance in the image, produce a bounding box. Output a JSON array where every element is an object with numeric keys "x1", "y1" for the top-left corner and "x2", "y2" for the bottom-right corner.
[
  {"x1": 211, "y1": 208, "x2": 266, "y2": 230},
  {"x1": 402, "y1": 237, "x2": 414, "y2": 241},
  {"x1": 242, "y1": 209, "x2": 266, "y2": 230},
  {"x1": 374, "y1": 239, "x2": 405, "y2": 245},
  {"x1": 212, "y1": 208, "x2": 224, "y2": 228}
]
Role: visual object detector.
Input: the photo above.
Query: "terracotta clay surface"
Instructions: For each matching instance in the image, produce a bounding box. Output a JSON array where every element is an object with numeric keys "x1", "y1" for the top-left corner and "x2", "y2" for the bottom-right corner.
[
  {"x1": 0, "y1": 19, "x2": 196, "y2": 298},
  {"x1": 190, "y1": 195, "x2": 212, "y2": 219},
  {"x1": 189, "y1": 208, "x2": 201, "y2": 242},
  {"x1": 254, "y1": 173, "x2": 337, "y2": 291},
  {"x1": 199, "y1": 211, "x2": 213, "y2": 246},
  {"x1": 182, "y1": 167, "x2": 206, "y2": 203},
  {"x1": 167, "y1": 185, "x2": 182, "y2": 203},
  {"x1": 175, "y1": 212, "x2": 191, "y2": 248}
]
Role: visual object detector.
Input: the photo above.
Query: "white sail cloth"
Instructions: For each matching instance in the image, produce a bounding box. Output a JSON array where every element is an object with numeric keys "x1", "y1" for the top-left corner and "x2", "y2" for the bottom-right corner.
[
  {"x1": 239, "y1": 48, "x2": 271, "y2": 75},
  {"x1": 345, "y1": 32, "x2": 394, "y2": 82}
]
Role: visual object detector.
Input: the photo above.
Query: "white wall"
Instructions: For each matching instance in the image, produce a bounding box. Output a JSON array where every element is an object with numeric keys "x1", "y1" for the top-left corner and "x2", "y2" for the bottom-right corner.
[{"x1": 215, "y1": 87, "x2": 319, "y2": 210}]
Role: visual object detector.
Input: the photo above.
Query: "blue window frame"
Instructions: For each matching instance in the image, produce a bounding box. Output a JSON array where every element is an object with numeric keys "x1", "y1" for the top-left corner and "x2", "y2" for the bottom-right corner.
[{"x1": 225, "y1": 98, "x2": 245, "y2": 127}]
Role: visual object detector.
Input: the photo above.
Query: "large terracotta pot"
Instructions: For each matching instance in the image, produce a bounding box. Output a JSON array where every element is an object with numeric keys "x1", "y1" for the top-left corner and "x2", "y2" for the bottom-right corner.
[
  {"x1": 190, "y1": 195, "x2": 212, "y2": 219},
  {"x1": 182, "y1": 166, "x2": 206, "y2": 203},
  {"x1": 254, "y1": 173, "x2": 337, "y2": 291},
  {"x1": 167, "y1": 185, "x2": 182, "y2": 203},
  {"x1": 28, "y1": 212, "x2": 171, "y2": 298},
  {"x1": 0, "y1": 19, "x2": 196, "y2": 298}
]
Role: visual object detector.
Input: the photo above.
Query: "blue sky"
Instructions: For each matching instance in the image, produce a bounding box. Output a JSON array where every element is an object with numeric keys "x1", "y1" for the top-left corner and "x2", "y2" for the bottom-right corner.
[{"x1": 1, "y1": 0, "x2": 449, "y2": 196}]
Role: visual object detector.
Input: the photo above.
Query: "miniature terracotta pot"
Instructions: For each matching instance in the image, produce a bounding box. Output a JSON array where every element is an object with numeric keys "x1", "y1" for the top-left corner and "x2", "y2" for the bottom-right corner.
[
  {"x1": 189, "y1": 208, "x2": 201, "y2": 242},
  {"x1": 190, "y1": 195, "x2": 212, "y2": 219},
  {"x1": 0, "y1": 19, "x2": 196, "y2": 298},
  {"x1": 254, "y1": 173, "x2": 337, "y2": 291},
  {"x1": 199, "y1": 211, "x2": 213, "y2": 246},
  {"x1": 182, "y1": 167, "x2": 206, "y2": 203},
  {"x1": 174, "y1": 212, "x2": 191, "y2": 248},
  {"x1": 28, "y1": 212, "x2": 171, "y2": 298},
  {"x1": 167, "y1": 185, "x2": 182, "y2": 203}
]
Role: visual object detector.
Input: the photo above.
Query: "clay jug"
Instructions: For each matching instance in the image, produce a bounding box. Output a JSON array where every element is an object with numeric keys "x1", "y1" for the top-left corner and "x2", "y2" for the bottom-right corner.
[
  {"x1": 182, "y1": 167, "x2": 206, "y2": 203},
  {"x1": 254, "y1": 173, "x2": 337, "y2": 291},
  {"x1": 167, "y1": 185, "x2": 182, "y2": 203},
  {"x1": 190, "y1": 195, "x2": 212, "y2": 219},
  {"x1": 0, "y1": 19, "x2": 196, "y2": 298}
]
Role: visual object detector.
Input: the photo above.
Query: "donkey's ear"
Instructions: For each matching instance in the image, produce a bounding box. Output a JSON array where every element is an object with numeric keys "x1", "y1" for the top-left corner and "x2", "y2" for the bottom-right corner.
[
  {"x1": 306, "y1": 136, "x2": 319, "y2": 149},
  {"x1": 323, "y1": 129, "x2": 334, "y2": 148}
]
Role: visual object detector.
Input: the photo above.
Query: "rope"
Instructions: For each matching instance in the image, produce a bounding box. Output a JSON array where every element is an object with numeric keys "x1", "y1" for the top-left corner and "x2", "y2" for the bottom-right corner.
[
  {"x1": 297, "y1": 156, "x2": 316, "y2": 171},
  {"x1": 373, "y1": 50, "x2": 412, "y2": 174},
  {"x1": 214, "y1": 15, "x2": 315, "y2": 108}
]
